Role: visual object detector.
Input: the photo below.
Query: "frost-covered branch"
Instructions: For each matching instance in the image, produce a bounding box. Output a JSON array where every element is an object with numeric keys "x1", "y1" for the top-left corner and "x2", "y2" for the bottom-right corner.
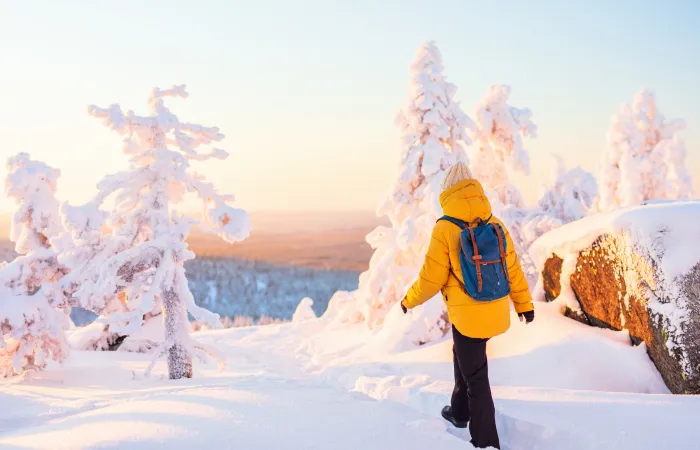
[
  {"x1": 5, "y1": 153, "x2": 63, "y2": 255},
  {"x1": 88, "y1": 84, "x2": 232, "y2": 162}
]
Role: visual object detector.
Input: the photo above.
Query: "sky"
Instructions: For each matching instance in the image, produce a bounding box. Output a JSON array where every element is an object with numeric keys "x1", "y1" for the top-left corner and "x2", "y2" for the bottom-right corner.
[{"x1": 0, "y1": 0, "x2": 699, "y2": 213}]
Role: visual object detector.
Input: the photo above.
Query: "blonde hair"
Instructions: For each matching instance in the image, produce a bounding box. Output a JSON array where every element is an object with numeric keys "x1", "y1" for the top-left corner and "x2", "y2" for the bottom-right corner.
[{"x1": 441, "y1": 162, "x2": 473, "y2": 191}]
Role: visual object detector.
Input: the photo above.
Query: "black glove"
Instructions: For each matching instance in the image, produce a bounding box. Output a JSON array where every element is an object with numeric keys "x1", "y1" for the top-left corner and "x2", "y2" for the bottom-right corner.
[
  {"x1": 400, "y1": 301, "x2": 408, "y2": 314},
  {"x1": 518, "y1": 310, "x2": 535, "y2": 324}
]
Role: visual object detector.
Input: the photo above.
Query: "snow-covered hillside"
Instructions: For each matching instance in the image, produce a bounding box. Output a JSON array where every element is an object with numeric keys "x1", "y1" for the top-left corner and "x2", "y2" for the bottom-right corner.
[
  {"x1": 1, "y1": 303, "x2": 696, "y2": 450},
  {"x1": 186, "y1": 257, "x2": 359, "y2": 320},
  {"x1": 69, "y1": 257, "x2": 359, "y2": 326}
]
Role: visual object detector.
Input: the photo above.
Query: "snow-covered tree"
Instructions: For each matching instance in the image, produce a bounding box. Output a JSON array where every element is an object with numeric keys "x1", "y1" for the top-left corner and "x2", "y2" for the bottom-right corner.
[
  {"x1": 513, "y1": 156, "x2": 599, "y2": 269},
  {"x1": 63, "y1": 85, "x2": 251, "y2": 379},
  {"x1": 660, "y1": 134, "x2": 693, "y2": 200},
  {"x1": 467, "y1": 84, "x2": 538, "y2": 283},
  {"x1": 0, "y1": 154, "x2": 69, "y2": 377},
  {"x1": 379, "y1": 42, "x2": 475, "y2": 227},
  {"x1": 292, "y1": 298, "x2": 316, "y2": 323},
  {"x1": 537, "y1": 155, "x2": 598, "y2": 223},
  {"x1": 598, "y1": 89, "x2": 692, "y2": 211},
  {"x1": 471, "y1": 84, "x2": 537, "y2": 208},
  {"x1": 342, "y1": 41, "x2": 474, "y2": 340}
]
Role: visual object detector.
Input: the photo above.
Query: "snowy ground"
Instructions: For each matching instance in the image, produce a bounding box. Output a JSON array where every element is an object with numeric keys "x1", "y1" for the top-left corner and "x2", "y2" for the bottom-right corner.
[{"x1": 1, "y1": 303, "x2": 698, "y2": 449}]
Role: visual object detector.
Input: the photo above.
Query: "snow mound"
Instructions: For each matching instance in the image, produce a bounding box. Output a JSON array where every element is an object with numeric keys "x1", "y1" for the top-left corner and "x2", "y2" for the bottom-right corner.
[{"x1": 292, "y1": 297, "x2": 317, "y2": 323}]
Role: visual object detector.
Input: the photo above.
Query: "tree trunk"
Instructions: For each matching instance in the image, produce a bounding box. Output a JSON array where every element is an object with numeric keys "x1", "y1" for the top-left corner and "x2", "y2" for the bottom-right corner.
[
  {"x1": 151, "y1": 126, "x2": 192, "y2": 379},
  {"x1": 163, "y1": 287, "x2": 192, "y2": 379}
]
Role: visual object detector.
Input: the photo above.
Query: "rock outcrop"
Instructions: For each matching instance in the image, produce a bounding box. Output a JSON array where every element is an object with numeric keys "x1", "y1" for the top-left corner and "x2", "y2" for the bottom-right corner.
[{"x1": 534, "y1": 203, "x2": 700, "y2": 394}]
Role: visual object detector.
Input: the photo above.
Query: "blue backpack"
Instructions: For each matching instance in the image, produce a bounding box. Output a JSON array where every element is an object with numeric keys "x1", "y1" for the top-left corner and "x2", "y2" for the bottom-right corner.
[{"x1": 438, "y1": 215, "x2": 511, "y2": 302}]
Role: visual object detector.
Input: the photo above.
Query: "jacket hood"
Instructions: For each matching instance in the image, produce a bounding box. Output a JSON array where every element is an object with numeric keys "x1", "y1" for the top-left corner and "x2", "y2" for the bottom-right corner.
[{"x1": 439, "y1": 179, "x2": 492, "y2": 224}]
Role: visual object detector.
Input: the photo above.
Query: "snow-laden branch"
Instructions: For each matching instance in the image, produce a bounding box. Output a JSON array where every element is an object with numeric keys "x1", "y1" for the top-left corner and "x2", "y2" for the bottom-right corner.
[
  {"x1": 88, "y1": 85, "x2": 230, "y2": 162},
  {"x1": 5, "y1": 153, "x2": 63, "y2": 255}
]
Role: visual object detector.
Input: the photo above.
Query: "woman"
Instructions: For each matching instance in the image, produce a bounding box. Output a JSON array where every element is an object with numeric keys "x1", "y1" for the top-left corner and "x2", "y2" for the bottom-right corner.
[{"x1": 400, "y1": 162, "x2": 534, "y2": 450}]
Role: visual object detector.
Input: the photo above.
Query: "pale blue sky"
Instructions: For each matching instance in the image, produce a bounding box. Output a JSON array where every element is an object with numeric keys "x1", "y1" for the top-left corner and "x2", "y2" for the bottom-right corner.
[{"x1": 0, "y1": 0, "x2": 698, "y2": 212}]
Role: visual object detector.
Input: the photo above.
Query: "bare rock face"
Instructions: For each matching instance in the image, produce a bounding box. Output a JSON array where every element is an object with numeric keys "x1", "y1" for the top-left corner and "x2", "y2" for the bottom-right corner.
[
  {"x1": 542, "y1": 233, "x2": 700, "y2": 394},
  {"x1": 542, "y1": 255, "x2": 563, "y2": 302}
]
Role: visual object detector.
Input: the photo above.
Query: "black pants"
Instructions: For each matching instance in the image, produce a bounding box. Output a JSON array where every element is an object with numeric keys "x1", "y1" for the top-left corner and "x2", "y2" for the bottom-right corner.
[{"x1": 451, "y1": 325, "x2": 500, "y2": 449}]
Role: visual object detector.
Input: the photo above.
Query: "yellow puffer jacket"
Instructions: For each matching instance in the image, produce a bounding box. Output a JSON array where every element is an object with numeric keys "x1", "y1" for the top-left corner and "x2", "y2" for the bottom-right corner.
[{"x1": 402, "y1": 179, "x2": 533, "y2": 339}]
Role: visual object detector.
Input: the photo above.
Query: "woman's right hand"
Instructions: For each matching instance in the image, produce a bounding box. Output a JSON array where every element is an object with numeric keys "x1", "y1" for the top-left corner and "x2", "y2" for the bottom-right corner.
[{"x1": 518, "y1": 310, "x2": 534, "y2": 324}]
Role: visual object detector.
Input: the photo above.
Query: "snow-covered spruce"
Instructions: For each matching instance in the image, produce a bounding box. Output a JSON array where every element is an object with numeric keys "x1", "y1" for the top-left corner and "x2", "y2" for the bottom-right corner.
[
  {"x1": 62, "y1": 85, "x2": 250, "y2": 379},
  {"x1": 537, "y1": 155, "x2": 598, "y2": 225},
  {"x1": 468, "y1": 92, "x2": 596, "y2": 288},
  {"x1": 506, "y1": 156, "x2": 599, "y2": 284},
  {"x1": 598, "y1": 89, "x2": 692, "y2": 211},
  {"x1": 325, "y1": 41, "x2": 473, "y2": 345},
  {"x1": 0, "y1": 154, "x2": 70, "y2": 377},
  {"x1": 468, "y1": 84, "x2": 541, "y2": 284},
  {"x1": 470, "y1": 84, "x2": 537, "y2": 209}
]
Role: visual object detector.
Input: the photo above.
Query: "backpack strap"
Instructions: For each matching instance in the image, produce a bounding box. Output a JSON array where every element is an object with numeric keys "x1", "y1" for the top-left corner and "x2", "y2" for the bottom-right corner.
[
  {"x1": 493, "y1": 224, "x2": 510, "y2": 282},
  {"x1": 436, "y1": 216, "x2": 467, "y2": 294},
  {"x1": 471, "y1": 214, "x2": 493, "y2": 227},
  {"x1": 437, "y1": 215, "x2": 469, "y2": 229},
  {"x1": 437, "y1": 214, "x2": 493, "y2": 228},
  {"x1": 465, "y1": 227, "x2": 483, "y2": 292}
]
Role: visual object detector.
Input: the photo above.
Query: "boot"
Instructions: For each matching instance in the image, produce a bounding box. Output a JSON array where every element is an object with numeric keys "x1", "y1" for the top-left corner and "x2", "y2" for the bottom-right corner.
[{"x1": 441, "y1": 406, "x2": 468, "y2": 429}]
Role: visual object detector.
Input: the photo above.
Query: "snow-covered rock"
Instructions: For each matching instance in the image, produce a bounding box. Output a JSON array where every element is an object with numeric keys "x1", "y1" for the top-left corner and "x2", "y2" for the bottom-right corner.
[{"x1": 533, "y1": 201, "x2": 700, "y2": 394}]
